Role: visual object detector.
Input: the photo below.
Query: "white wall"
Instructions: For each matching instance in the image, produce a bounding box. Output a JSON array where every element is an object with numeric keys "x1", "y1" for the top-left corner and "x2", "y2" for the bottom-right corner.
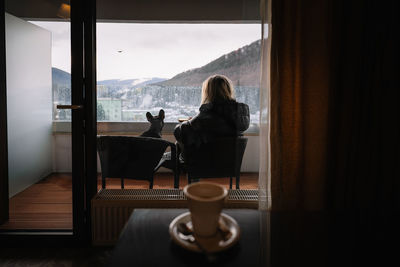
[
  {"x1": 52, "y1": 133, "x2": 260, "y2": 173},
  {"x1": 6, "y1": 13, "x2": 52, "y2": 197}
]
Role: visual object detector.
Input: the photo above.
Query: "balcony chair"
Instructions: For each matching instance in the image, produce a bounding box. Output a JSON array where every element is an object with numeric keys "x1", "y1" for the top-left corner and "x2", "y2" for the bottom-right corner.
[
  {"x1": 97, "y1": 136, "x2": 178, "y2": 189},
  {"x1": 178, "y1": 136, "x2": 248, "y2": 189}
]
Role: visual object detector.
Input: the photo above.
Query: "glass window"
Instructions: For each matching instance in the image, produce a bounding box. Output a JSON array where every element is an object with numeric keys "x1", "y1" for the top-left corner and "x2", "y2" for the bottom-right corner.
[
  {"x1": 96, "y1": 23, "x2": 260, "y2": 123},
  {"x1": 36, "y1": 22, "x2": 261, "y2": 124}
]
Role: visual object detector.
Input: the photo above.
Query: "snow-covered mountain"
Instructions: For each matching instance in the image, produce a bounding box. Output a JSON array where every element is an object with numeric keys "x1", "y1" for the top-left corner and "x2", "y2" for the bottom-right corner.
[
  {"x1": 97, "y1": 77, "x2": 167, "y2": 88},
  {"x1": 158, "y1": 39, "x2": 261, "y2": 87}
]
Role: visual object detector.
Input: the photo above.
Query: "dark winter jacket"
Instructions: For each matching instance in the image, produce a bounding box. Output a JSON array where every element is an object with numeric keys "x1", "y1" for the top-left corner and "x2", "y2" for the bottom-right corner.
[{"x1": 174, "y1": 100, "x2": 250, "y2": 150}]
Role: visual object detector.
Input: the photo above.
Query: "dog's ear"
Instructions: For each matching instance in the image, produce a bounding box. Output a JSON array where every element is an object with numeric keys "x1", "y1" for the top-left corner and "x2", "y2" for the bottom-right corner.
[
  {"x1": 158, "y1": 109, "x2": 165, "y2": 120},
  {"x1": 146, "y1": 112, "x2": 153, "y2": 122}
]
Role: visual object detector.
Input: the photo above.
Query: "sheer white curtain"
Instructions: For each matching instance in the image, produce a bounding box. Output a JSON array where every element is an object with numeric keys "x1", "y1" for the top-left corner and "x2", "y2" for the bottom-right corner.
[
  {"x1": 258, "y1": 3, "x2": 271, "y2": 265},
  {"x1": 258, "y1": 0, "x2": 271, "y2": 210}
]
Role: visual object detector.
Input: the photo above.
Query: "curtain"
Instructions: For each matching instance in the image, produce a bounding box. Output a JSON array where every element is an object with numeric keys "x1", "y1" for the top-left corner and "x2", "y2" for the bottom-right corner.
[
  {"x1": 258, "y1": 0, "x2": 272, "y2": 210},
  {"x1": 326, "y1": 0, "x2": 400, "y2": 212},
  {"x1": 270, "y1": 0, "x2": 399, "y2": 211},
  {"x1": 270, "y1": 0, "x2": 331, "y2": 210}
]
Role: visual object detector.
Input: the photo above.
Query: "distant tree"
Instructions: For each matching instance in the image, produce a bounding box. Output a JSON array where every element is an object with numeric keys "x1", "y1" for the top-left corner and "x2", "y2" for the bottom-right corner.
[{"x1": 97, "y1": 104, "x2": 106, "y2": 121}]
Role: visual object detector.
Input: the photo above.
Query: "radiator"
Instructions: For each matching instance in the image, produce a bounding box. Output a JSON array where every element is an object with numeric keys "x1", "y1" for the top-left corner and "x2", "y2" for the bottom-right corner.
[
  {"x1": 91, "y1": 189, "x2": 258, "y2": 246},
  {"x1": 92, "y1": 206, "x2": 134, "y2": 246}
]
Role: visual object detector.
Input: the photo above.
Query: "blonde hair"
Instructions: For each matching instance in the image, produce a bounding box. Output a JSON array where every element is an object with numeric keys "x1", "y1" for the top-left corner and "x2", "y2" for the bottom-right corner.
[{"x1": 201, "y1": 75, "x2": 235, "y2": 104}]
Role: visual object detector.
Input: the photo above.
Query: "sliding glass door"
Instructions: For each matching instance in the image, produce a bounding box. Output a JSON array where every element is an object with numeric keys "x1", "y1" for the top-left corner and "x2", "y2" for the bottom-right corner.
[{"x1": 0, "y1": 0, "x2": 96, "y2": 241}]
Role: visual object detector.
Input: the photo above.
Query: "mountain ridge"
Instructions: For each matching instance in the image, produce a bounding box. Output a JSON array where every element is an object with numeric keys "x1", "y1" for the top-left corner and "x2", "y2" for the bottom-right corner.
[
  {"x1": 52, "y1": 39, "x2": 261, "y2": 88},
  {"x1": 52, "y1": 67, "x2": 71, "y2": 86},
  {"x1": 52, "y1": 68, "x2": 166, "y2": 88},
  {"x1": 158, "y1": 39, "x2": 261, "y2": 87},
  {"x1": 97, "y1": 77, "x2": 167, "y2": 88}
]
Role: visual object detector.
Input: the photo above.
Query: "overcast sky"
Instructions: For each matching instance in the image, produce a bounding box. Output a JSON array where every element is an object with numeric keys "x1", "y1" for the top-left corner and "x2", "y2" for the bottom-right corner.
[{"x1": 31, "y1": 22, "x2": 260, "y2": 81}]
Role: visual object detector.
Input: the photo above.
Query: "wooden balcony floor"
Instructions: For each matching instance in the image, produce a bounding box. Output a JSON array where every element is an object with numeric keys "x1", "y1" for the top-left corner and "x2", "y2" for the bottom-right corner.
[{"x1": 0, "y1": 172, "x2": 258, "y2": 230}]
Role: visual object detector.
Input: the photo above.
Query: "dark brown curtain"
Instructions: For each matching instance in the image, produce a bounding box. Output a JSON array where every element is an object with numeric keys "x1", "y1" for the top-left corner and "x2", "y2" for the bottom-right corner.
[
  {"x1": 326, "y1": 0, "x2": 400, "y2": 212},
  {"x1": 270, "y1": 0, "x2": 332, "y2": 210},
  {"x1": 270, "y1": 0, "x2": 399, "y2": 211}
]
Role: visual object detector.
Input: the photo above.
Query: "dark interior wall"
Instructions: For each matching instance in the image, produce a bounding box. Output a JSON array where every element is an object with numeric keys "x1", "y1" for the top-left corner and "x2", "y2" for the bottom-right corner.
[
  {"x1": 97, "y1": 0, "x2": 260, "y2": 22},
  {"x1": 0, "y1": 0, "x2": 9, "y2": 224},
  {"x1": 5, "y1": 0, "x2": 261, "y2": 22},
  {"x1": 5, "y1": 0, "x2": 63, "y2": 20}
]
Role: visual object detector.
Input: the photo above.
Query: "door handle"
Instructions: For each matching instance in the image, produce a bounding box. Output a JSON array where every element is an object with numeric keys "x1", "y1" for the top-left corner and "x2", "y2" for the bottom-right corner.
[{"x1": 56, "y1": 105, "x2": 84, "y2": 110}]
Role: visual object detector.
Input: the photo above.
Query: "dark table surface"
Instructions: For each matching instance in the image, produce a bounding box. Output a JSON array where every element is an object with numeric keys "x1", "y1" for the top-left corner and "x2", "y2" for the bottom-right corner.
[
  {"x1": 108, "y1": 208, "x2": 399, "y2": 267},
  {"x1": 108, "y1": 209, "x2": 266, "y2": 267}
]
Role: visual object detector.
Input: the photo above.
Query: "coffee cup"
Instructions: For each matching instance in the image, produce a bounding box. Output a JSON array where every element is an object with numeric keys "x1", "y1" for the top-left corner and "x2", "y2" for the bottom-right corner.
[{"x1": 183, "y1": 182, "x2": 228, "y2": 237}]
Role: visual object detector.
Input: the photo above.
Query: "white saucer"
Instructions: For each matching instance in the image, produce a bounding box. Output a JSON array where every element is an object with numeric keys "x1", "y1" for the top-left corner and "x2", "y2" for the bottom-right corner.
[{"x1": 169, "y1": 212, "x2": 240, "y2": 253}]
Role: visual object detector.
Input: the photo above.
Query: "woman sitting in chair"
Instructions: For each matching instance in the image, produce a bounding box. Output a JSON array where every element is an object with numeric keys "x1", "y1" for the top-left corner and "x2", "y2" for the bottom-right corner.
[{"x1": 174, "y1": 74, "x2": 250, "y2": 160}]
